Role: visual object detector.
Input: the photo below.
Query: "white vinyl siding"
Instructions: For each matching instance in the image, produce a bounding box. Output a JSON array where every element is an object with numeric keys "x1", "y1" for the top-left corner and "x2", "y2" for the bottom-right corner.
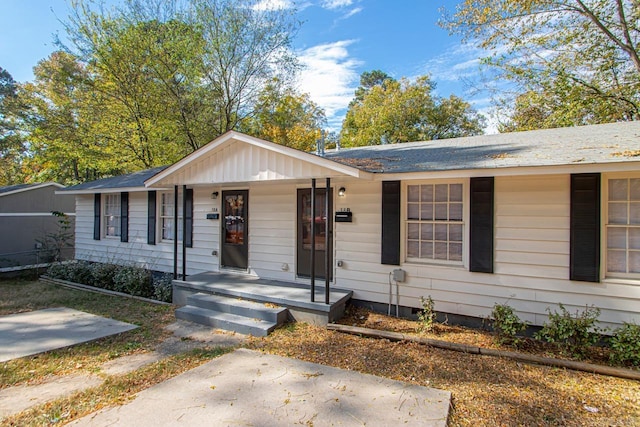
[
  {"x1": 73, "y1": 172, "x2": 640, "y2": 329},
  {"x1": 333, "y1": 175, "x2": 640, "y2": 330},
  {"x1": 75, "y1": 189, "x2": 218, "y2": 274},
  {"x1": 248, "y1": 183, "x2": 296, "y2": 281}
]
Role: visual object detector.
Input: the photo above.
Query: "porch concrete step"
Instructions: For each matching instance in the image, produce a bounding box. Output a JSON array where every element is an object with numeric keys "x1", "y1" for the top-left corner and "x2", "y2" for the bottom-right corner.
[
  {"x1": 175, "y1": 306, "x2": 278, "y2": 337},
  {"x1": 186, "y1": 293, "x2": 288, "y2": 324}
]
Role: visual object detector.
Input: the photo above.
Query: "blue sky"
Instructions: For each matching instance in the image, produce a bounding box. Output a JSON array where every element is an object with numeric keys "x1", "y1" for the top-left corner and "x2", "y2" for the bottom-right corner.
[{"x1": 0, "y1": 0, "x2": 493, "y2": 131}]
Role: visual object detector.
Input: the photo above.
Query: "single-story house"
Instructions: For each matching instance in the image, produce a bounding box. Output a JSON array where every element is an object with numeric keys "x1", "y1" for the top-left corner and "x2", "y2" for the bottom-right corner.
[
  {"x1": 0, "y1": 182, "x2": 75, "y2": 268},
  {"x1": 61, "y1": 121, "x2": 640, "y2": 329}
]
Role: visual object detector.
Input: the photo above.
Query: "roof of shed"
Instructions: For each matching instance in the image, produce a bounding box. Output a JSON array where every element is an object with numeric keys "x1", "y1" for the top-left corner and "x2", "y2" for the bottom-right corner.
[
  {"x1": 324, "y1": 121, "x2": 640, "y2": 173},
  {"x1": 0, "y1": 182, "x2": 64, "y2": 197},
  {"x1": 61, "y1": 166, "x2": 168, "y2": 193}
]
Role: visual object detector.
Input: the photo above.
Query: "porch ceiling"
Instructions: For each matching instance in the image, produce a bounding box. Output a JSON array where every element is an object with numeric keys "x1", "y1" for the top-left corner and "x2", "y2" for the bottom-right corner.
[{"x1": 146, "y1": 131, "x2": 370, "y2": 187}]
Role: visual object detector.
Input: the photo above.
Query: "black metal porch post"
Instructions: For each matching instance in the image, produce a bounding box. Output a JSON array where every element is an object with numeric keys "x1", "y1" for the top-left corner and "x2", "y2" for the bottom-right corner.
[
  {"x1": 182, "y1": 185, "x2": 187, "y2": 280},
  {"x1": 310, "y1": 178, "x2": 316, "y2": 302},
  {"x1": 325, "y1": 177, "x2": 330, "y2": 304},
  {"x1": 173, "y1": 186, "x2": 178, "y2": 280}
]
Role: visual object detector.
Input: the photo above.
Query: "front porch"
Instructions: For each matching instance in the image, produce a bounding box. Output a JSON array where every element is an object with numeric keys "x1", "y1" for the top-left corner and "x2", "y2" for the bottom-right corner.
[{"x1": 173, "y1": 271, "x2": 353, "y2": 336}]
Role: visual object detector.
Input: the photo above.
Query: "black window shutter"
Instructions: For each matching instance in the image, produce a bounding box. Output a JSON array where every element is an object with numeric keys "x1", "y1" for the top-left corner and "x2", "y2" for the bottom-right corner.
[
  {"x1": 120, "y1": 192, "x2": 129, "y2": 242},
  {"x1": 470, "y1": 177, "x2": 494, "y2": 273},
  {"x1": 570, "y1": 173, "x2": 601, "y2": 282},
  {"x1": 147, "y1": 191, "x2": 157, "y2": 245},
  {"x1": 185, "y1": 188, "x2": 194, "y2": 248},
  {"x1": 93, "y1": 193, "x2": 101, "y2": 240},
  {"x1": 381, "y1": 181, "x2": 401, "y2": 265}
]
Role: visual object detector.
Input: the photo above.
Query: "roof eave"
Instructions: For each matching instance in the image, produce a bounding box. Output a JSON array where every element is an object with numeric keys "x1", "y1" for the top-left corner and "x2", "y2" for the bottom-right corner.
[{"x1": 373, "y1": 159, "x2": 640, "y2": 180}]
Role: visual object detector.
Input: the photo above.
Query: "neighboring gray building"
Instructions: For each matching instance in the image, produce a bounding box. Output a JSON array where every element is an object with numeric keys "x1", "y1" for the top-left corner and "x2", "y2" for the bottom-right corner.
[{"x1": 0, "y1": 183, "x2": 76, "y2": 268}]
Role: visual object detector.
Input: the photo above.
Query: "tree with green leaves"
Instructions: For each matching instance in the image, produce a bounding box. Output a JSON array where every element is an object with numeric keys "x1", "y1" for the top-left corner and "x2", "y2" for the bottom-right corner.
[
  {"x1": 352, "y1": 69, "x2": 394, "y2": 104},
  {"x1": 0, "y1": 67, "x2": 26, "y2": 185},
  {"x1": 242, "y1": 81, "x2": 326, "y2": 151},
  {"x1": 14, "y1": 0, "x2": 301, "y2": 183},
  {"x1": 442, "y1": 0, "x2": 640, "y2": 130},
  {"x1": 340, "y1": 73, "x2": 485, "y2": 147},
  {"x1": 20, "y1": 52, "x2": 109, "y2": 183},
  {"x1": 192, "y1": 0, "x2": 301, "y2": 134}
]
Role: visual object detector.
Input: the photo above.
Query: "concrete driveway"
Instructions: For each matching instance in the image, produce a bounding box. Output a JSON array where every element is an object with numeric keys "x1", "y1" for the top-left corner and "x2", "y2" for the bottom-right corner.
[
  {"x1": 0, "y1": 307, "x2": 137, "y2": 362},
  {"x1": 71, "y1": 348, "x2": 451, "y2": 426}
]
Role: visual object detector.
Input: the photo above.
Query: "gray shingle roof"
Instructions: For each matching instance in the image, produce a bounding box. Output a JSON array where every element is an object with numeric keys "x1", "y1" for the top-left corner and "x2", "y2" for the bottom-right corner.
[
  {"x1": 0, "y1": 183, "x2": 63, "y2": 196},
  {"x1": 324, "y1": 121, "x2": 640, "y2": 173},
  {"x1": 61, "y1": 166, "x2": 168, "y2": 192},
  {"x1": 0, "y1": 183, "x2": 38, "y2": 195}
]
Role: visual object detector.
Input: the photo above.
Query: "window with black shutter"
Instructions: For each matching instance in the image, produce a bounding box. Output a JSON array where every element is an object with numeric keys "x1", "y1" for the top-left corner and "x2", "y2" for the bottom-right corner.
[
  {"x1": 570, "y1": 173, "x2": 601, "y2": 282},
  {"x1": 381, "y1": 181, "x2": 401, "y2": 265},
  {"x1": 148, "y1": 191, "x2": 157, "y2": 245},
  {"x1": 469, "y1": 177, "x2": 494, "y2": 273},
  {"x1": 120, "y1": 192, "x2": 129, "y2": 242},
  {"x1": 93, "y1": 193, "x2": 101, "y2": 240}
]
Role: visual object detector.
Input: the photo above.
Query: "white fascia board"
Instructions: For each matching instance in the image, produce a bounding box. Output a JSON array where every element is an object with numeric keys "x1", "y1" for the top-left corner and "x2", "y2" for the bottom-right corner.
[
  {"x1": 145, "y1": 131, "x2": 370, "y2": 187},
  {"x1": 374, "y1": 161, "x2": 640, "y2": 181},
  {"x1": 0, "y1": 212, "x2": 76, "y2": 217}
]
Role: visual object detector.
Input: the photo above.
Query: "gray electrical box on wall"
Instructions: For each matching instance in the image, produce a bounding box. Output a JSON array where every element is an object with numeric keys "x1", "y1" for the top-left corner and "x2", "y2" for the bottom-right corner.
[{"x1": 392, "y1": 269, "x2": 406, "y2": 282}]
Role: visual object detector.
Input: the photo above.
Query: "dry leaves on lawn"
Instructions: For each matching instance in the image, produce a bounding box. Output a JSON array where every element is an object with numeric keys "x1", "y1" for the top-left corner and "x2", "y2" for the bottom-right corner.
[{"x1": 246, "y1": 309, "x2": 640, "y2": 427}]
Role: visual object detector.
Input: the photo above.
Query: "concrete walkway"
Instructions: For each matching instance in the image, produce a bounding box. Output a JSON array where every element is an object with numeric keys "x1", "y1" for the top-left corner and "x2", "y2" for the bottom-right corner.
[
  {"x1": 70, "y1": 348, "x2": 451, "y2": 427},
  {"x1": 0, "y1": 308, "x2": 451, "y2": 426},
  {"x1": 0, "y1": 318, "x2": 244, "y2": 421},
  {"x1": 0, "y1": 307, "x2": 137, "y2": 362}
]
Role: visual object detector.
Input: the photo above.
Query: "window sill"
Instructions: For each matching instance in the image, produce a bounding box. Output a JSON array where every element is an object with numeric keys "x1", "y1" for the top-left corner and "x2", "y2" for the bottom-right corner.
[
  {"x1": 601, "y1": 277, "x2": 640, "y2": 286},
  {"x1": 404, "y1": 259, "x2": 466, "y2": 270}
]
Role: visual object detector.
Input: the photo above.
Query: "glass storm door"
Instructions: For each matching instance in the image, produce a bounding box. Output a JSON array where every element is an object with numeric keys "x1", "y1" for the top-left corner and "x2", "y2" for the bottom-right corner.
[
  {"x1": 297, "y1": 188, "x2": 332, "y2": 280},
  {"x1": 221, "y1": 190, "x2": 248, "y2": 270}
]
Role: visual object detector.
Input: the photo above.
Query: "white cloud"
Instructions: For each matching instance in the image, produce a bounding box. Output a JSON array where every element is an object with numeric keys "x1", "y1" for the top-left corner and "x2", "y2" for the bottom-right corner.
[
  {"x1": 321, "y1": 0, "x2": 353, "y2": 9},
  {"x1": 252, "y1": 0, "x2": 294, "y2": 11},
  {"x1": 296, "y1": 40, "x2": 362, "y2": 130},
  {"x1": 339, "y1": 7, "x2": 362, "y2": 20},
  {"x1": 422, "y1": 42, "x2": 485, "y2": 83}
]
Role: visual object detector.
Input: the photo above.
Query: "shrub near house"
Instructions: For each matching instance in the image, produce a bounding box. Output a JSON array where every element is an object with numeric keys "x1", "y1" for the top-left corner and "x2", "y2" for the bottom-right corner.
[{"x1": 46, "y1": 261, "x2": 173, "y2": 302}]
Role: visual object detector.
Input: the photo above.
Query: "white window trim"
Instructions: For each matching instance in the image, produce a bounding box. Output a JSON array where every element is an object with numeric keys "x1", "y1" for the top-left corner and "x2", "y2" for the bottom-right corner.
[
  {"x1": 401, "y1": 179, "x2": 469, "y2": 269},
  {"x1": 158, "y1": 190, "x2": 183, "y2": 244},
  {"x1": 602, "y1": 172, "x2": 640, "y2": 280},
  {"x1": 103, "y1": 193, "x2": 121, "y2": 238}
]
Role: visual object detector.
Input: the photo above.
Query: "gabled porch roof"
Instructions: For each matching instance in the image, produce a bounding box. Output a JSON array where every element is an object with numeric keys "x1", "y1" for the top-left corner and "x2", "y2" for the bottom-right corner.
[{"x1": 145, "y1": 131, "x2": 370, "y2": 187}]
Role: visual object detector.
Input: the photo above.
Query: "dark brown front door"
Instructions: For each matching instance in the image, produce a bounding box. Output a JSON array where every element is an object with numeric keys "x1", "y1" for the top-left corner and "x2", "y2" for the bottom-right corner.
[
  {"x1": 221, "y1": 190, "x2": 248, "y2": 270},
  {"x1": 297, "y1": 188, "x2": 332, "y2": 280}
]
